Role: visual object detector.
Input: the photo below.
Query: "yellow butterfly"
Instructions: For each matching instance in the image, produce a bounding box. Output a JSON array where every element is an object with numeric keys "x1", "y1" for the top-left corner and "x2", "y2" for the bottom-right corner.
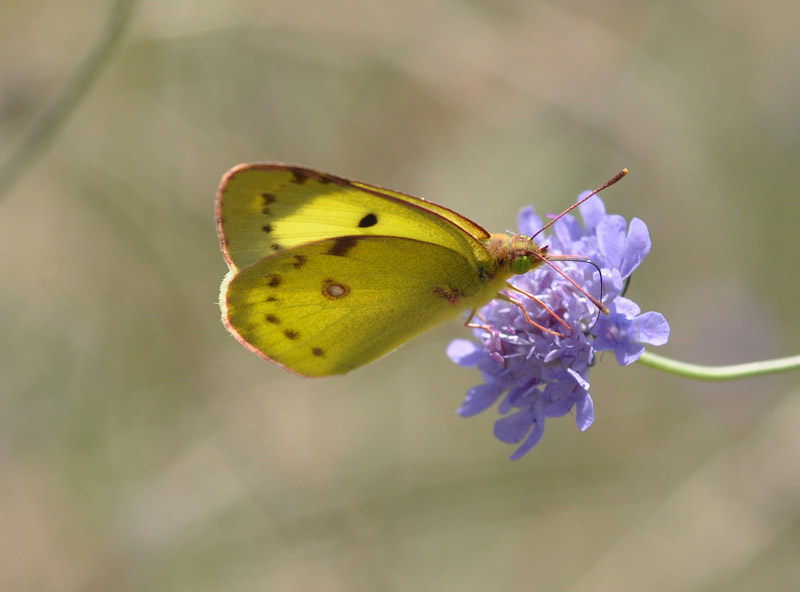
[{"x1": 216, "y1": 163, "x2": 623, "y2": 377}]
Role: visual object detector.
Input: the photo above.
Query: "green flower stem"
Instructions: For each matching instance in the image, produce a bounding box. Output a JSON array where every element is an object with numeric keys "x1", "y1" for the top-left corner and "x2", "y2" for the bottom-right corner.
[{"x1": 637, "y1": 350, "x2": 800, "y2": 381}]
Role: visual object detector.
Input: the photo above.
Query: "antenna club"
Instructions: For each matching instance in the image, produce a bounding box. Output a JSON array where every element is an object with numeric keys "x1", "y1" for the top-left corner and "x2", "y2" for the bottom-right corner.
[
  {"x1": 604, "y1": 168, "x2": 628, "y2": 188},
  {"x1": 530, "y1": 168, "x2": 628, "y2": 241}
]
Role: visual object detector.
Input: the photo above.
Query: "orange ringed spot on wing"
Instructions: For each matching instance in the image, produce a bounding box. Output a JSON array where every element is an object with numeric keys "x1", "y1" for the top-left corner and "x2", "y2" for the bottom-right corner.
[
  {"x1": 433, "y1": 286, "x2": 464, "y2": 305},
  {"x1": 323, "y1": 279, "x2": 349, "y2": 299}
]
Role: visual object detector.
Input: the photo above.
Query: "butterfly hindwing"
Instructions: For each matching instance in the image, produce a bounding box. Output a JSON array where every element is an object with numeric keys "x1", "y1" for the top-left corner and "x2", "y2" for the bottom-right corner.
[{"x1": 221, "y1": 235, "x2": 498, "y2": 376}]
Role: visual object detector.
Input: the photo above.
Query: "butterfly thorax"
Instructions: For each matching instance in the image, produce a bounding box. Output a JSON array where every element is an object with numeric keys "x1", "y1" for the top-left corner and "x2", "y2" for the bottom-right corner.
[{"x1": 486, "y1": 233, "x2": 549, "y2": 276}]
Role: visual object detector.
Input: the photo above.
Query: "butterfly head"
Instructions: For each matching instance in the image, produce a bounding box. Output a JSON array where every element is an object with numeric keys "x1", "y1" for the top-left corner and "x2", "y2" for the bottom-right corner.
[{"x1": 487, "y1": 233, "x2": 549, "y2": 277}]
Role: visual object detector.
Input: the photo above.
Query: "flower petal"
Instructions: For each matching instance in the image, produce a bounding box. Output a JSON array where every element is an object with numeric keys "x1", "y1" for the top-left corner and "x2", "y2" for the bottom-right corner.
[
  {"x1": 636, "y1": 312, "x2": 670, "y2": 345},
  {"x1": 620, "y1": 217, "x2": 651, "y2": 278},
  {"x1": 578, "y1": 191, "x2": 607, "y2": 233},
  {"x1": 447, "y1": 339, "x2": 482, "y2": 366},
  {"x1": 458, "y1": 383, "x2": 503, "y2": 417},
  {"x1": 510, "y1": 419, "x2": 545, "y2": 460},
  {"x1": 493, "y1": 410, "x2": 533, "y2": 444},
  {"x1": 615, "y1": 340, "x2": 645, "y2": 365},
  {"x1": 613, "y1": 296, "x2": 641, "y2": 318},
  {"x1": 596, "y1": 215, "x2": 628, "y2": 268},
  {"x1": 575, "y1": 393, "x2": 595, "y2": 431},
  {"x1": 517, "y1": 207, "x2": 543, "y2": 236}
]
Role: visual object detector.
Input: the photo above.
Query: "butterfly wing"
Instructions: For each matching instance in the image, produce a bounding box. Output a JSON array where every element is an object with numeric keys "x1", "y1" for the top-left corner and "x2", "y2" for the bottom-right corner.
[
  {"x1": 216, "y1": 163, "x2": 492, "y2": 271},
  {"x1": 221, "y1": 235, "x2": 499, "y2": 376}
]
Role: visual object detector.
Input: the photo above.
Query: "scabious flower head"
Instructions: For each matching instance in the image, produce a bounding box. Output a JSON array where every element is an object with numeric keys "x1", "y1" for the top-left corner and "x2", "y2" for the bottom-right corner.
[{"x1": 448, "y1": 194, "x2": 670, "y2": 459}]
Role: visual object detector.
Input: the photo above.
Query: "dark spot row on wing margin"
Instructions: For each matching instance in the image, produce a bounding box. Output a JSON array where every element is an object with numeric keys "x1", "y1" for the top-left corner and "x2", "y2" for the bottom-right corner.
[
  {"x1": 289, "y1": 169, "x2": 308, "y2": 184},
  {"x1": 260, "y1": 193, "x2": 273, "y2": 216},
  {"x1": 288, "y1": 167, "x2": 334, "y2": 186}
]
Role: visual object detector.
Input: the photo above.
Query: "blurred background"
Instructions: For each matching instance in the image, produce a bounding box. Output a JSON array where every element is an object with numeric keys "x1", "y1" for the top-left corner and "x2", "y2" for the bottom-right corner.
[{"x1": 2, "y1": 0, "x2": 800, "y2": 590}]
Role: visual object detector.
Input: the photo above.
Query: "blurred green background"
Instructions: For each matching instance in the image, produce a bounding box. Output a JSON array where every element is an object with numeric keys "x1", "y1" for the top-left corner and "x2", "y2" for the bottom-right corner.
[{"x1": 3, "y1": 0, "x2": 800, "y2": 590}]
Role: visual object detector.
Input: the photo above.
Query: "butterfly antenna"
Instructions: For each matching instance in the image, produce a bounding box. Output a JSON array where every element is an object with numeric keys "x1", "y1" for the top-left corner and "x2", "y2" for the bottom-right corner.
[
  {"x1": 531, "y1": 169, "x2": 627, "y2": 241},
  {"x1": 548, "y1": 255, "x2": 607, "y2": 329},
  {"x1": 537, "y1": 254, "x2": 609, "y2": 315}
]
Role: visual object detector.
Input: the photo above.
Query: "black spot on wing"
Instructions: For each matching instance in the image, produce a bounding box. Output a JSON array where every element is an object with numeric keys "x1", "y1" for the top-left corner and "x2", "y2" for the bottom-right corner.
[
  {"x1": 260, "y1": 194, "x2": 273, "y2": 216},
  {"x1": 265, "y1": 314, "x2": 280, "y2": 324},
  {"x1": 327, "y1": 236, "x2": 359, "y2": 257},
  {"x1": 289, "y1": 168, "x2": 308, "y2": 185},
  {"x1": 262, "y1": 224, "x2": 273, "y2": 233},
  {"x1": 292, "y1": 255, "x2": 308, "y2": 269},
  {"x1": 284, "y1": 329, "x2": 299, "y2": 340},
  {"x1": 358, "y1": 213, "x2": 378, "y2": 228},
  {"x1": 266, "y1": 274, "x2": 282, "y2": 287},
  {"x1": 312, "y1": 347, "x2": 325, "y2": 357}
]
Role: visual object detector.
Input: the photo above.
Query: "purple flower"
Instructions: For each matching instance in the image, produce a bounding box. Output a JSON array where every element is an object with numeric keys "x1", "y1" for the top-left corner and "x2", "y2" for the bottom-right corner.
[{"x1": 449, "y1": 194, "x2": 670, "y2": 459}]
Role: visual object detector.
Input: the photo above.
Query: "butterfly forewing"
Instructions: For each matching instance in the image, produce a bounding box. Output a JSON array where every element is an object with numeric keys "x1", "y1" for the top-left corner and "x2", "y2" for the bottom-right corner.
[{"x1": 216, "y1": 163, "x2": 493, "y2": 271}]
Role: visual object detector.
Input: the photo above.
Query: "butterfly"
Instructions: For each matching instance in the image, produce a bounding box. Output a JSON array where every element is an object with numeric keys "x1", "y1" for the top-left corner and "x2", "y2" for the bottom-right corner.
[{"x1": 216, "y1": 163, "x2": 624, "y2": 376}]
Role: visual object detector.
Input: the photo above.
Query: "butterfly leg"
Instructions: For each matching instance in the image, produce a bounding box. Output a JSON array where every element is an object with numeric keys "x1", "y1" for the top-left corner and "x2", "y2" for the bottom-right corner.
[
  {"x1": 497, "y1": 288, "x2": 571, "y2": 337},
  {"x1": 465, "y1": 310, "x2": 494, "y2": 333},
  {"x1": 464, "y1": 310, "x2": 509, "y2": 368}
]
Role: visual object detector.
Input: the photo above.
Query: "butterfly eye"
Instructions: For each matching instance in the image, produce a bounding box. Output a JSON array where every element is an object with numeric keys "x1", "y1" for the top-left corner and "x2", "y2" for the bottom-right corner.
[{"x1": 511, "y1": 255, "x2": 534, "y2": 275}]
